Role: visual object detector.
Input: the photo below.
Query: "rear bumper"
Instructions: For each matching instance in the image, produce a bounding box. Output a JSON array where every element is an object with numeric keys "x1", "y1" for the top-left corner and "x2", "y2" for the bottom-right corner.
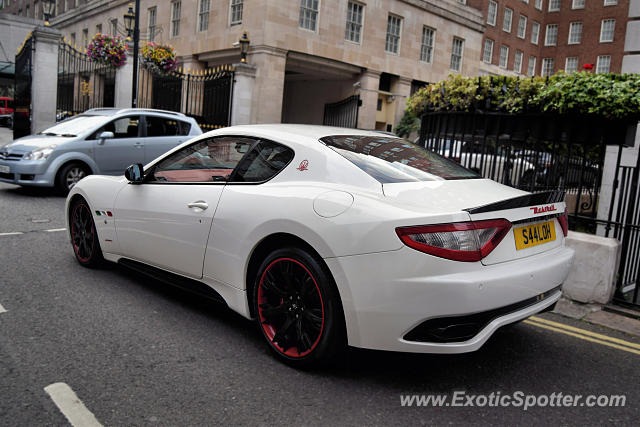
[{"x1": 326, "y1": 245, "x2": 574, "y2": 354}]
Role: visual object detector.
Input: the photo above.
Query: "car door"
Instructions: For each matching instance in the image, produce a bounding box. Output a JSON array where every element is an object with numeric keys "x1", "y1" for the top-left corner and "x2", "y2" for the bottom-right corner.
[
  {"x1": 90, "y1": 115, "x2": 144, "y2": 174},
  {"x1": 142, "y1": 115, "x2": 191, "y2": 163},
  {"x1": 113, "y1": 135, "x2": 258, "y2": 279}
]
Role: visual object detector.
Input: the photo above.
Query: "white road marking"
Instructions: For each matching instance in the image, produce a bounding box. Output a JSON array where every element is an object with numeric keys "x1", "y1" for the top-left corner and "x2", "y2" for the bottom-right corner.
[
  {"x1": 0, "y1": 232, "x2": 24, "y2": 236},
  {"x1": 0, "y1": 228, "x2": 66, "y2": 236},
  {"x1": 45, "y1": 228, "x2": 67, "y2": 233},
  {"x1": 0, "y1": 303, "x2": 6, "y2": 313},
  {"x1": 44, "y1": 383, "x2": 103, "y2": 427}
]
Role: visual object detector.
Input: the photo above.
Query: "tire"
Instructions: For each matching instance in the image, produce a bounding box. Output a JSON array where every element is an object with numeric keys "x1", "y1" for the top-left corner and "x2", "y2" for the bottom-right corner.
[
  {"x1": 69, "y1": 198, "x2": 104, "y2": 268},
  {"x1": 57, "y1": 162, "x2": 90, "y2": 195},
  {"x1": 253, "y1": 247, "x2": 345, "y2": 368}
]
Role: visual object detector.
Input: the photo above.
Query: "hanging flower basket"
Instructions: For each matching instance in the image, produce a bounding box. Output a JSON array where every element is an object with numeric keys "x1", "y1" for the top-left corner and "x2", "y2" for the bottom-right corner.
[
  {"x1": 140, "y1": 42, "x2": 177, "y2": 75},
  {"x1": 86, "y1": 33, "x2": 128, "y2": 69}
]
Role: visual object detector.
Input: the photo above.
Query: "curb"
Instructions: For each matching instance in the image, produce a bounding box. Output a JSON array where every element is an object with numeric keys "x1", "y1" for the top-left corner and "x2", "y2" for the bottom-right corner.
[{"x1": 553, "y1": 297, "x2": 640, "y2": 338}]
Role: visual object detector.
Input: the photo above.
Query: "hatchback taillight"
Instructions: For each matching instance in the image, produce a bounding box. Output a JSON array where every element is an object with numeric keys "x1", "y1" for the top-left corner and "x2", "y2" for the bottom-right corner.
[
  {"x1": 558, "y1": 209, "x2": 569, "y2": 237},
  {"x1": 396, "y1": 219, "x2": 512, "y2": 262}
]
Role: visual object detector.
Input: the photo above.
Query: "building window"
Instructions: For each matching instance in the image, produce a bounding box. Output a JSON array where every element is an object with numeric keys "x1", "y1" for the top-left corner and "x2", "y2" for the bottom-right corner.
[
  {"x1": 596, "y1": 55, "x2": 611, "y2": 73},
  {"x1": 600, "y1": 19, "x2": 615, "y2": 42},
  {"x1": 299, "y1": 0, "x2": 319, "y2": 31},
  {"x1": 171, "y1": 1, "x2": 181, "y2": 37},
  {"x1": 604, "y1": 0, "x2": 618, "y2": 5},
  {"x1": 450, "y1": 37, "x2": 464, "y2": 72},
  {"x1": 517, "y1": 15, "x2": 527, "y2": 39},
  {"x1": 34, "y1": 1, "x2": 39, "y2": 19},
  {"x1": 565, "y1": 56, "x2": 578, "y2": 73},
  {"x1": 345, "y1": 1, "x2": 364, "y2": 43},
  {"x1": 147, "y1": 7, "x2": 157, "y2": 41},
  {"x1": 110, "y1": 19, "x2": 118, "y2": 36},
  {"x1": 420, "y1": 26, "x2": 435, "y2": 63},
  {"x1": 528, "y1": 56, "x2": 536, "y2": 76},
  {"x1": 82, "y1": 29, "x2": 88, "y2": 48},
  {"x1": 545, "y1": 24, "x2": 558, "y2": 46},
  {"x1": 96, "y1": 24, "x2": 102, "y2": 34},
  {"x1": 568, "y1": 22, "x2": 582, "y2": 44},
  {"x1": 531, "y1": 21, "x2": 540, "y2": 44},
  {"x1": 503, "y1": 8, "x2": 513, "y2": 33},
  {"x1": 542, "y1": 58, "x2": 554, "y2": 77},
  {"x1": 514, "y1": 50, "x2": 523, "y2": 73},
  {"x1": 198, "y1": 0, "x2": 210, "y2": 32},
  {"x1": 487, "y1": 0, "x2": 497, "y2": 26},
  {"x1": 548, "y1": 0, "x2": 560, "y2": 11},
  {"x1": 482, "y1": 38, "x2": 494, "y2": 64},
  {"x1": 535, "y1": 0, "x2": 543, "y2": 10},
  {"x1": 499, "y1": 45, "x2": 509, "y2": 68},
  {"x1": 230, "y1": 0, "x2": 243, "y2": 25},
  {"x1": 572, "y1": 0, "x2": 585, "y2": 9},
  {"x1": 385, "y1": 14, "x2": 402, "y2": 54},
  {"x1": 70, "y1": 32, "x2": 76, "y2": 46}
]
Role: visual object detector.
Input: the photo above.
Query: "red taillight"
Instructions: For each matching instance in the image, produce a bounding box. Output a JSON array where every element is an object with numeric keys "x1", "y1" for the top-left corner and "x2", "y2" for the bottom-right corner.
[
  {"x1": 558, "y1": 209, "x2": 569, "y2": 237},
  {"x1": 396, "y1": 219, "x2": 512, "y2": 262}
]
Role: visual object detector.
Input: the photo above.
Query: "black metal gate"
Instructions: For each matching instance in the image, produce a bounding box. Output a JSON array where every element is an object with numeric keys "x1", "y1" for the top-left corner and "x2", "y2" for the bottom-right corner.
[
  {"x1": 323, "y1": 95, "x2": 361, "y2": 128},
  {"x1": 138, "y1": 65, "x2": 234, "y2": 129},
  {"x1": 13, "y1": 35, "x2": 33, "y2": 138},
  {"x1": 56, "y1": 40, "x2": 116, "y2": 121}
]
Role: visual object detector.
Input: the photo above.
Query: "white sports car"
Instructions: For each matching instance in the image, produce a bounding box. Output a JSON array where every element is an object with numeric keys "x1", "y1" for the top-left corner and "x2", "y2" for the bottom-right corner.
[{"x1": 66, "y1": 125, "x2": 574, "y2": 367}]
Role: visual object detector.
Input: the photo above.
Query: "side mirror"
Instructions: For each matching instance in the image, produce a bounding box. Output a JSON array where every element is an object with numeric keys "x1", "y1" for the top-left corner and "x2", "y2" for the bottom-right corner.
[
  {"x1": 97, "y1": 131, "x2": 114, "y2": 145},
  {"x1": 124, "y1": 163, "x2": 144, "y2": 184}
]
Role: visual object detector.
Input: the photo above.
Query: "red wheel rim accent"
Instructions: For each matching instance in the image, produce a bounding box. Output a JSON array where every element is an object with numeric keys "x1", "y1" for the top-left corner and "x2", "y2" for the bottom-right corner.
[
  {"x1": 71, "y1": 203, "x2": 95, "y2": 263},
  {"x1": 257, "y1": 258, "x2": 325, "y2": 358}
]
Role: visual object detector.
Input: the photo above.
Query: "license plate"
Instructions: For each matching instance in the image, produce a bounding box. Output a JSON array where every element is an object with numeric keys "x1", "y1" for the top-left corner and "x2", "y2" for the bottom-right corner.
[
  {"x1": 514, "y1": 220, "x2": 556, "y2": 250},
  {"x1": 0, "y1": 165, "x2": 9, "y2": 174}
]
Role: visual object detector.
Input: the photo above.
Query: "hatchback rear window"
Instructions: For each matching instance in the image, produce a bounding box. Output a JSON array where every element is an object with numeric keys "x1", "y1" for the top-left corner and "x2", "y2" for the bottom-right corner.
[{"x1": 321, "y1": 135, "x2": 480, "y2": 183}]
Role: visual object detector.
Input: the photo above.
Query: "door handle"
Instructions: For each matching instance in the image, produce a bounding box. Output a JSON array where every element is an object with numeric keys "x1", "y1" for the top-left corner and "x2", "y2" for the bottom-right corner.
[{"x1": 188, "y1": 201, "x2": 208, "y2": 210}]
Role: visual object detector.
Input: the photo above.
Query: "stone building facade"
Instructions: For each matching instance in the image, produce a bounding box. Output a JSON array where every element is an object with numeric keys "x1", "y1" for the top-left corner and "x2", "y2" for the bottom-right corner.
[{"x1": 1, "y1": 0, "x2": 486, "y2": 130}]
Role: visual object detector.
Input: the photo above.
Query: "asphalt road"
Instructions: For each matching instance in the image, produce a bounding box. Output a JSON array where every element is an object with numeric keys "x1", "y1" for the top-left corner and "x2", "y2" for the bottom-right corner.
[{"x1": 1, "y1": 177, "x2": 639, "y2": 425}]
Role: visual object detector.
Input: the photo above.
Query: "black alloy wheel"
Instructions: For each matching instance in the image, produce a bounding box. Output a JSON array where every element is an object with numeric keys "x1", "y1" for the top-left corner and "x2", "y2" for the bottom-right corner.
[{"x1": 70, "y1": 198, "x2": 103, "y2": 267}]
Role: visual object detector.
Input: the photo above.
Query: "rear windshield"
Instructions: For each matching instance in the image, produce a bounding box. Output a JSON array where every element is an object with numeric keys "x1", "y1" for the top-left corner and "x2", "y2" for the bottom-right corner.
[{"x1": 321, "y1": 135, "x2": 480, "y2": 183}]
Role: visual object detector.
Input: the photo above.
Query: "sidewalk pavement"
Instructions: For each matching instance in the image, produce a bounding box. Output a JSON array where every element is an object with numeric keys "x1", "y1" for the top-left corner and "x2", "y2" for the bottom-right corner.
[
  {"x1": 0, "y1": 126, "x2": 12, "y2": 147},
  {"x1": 553, "y1": 297, "x2": 640, "y2": 337}
]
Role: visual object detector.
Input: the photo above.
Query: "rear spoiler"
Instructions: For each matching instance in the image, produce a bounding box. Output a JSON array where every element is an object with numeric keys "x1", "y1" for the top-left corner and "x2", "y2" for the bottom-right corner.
[{"x1": 464, "y1": 190, "x2": 565, "y2": 214}]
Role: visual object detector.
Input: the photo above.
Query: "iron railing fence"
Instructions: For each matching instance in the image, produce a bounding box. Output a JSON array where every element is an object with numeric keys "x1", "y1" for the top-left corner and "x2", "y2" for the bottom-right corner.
[
  {"x1": 323, "y1": 95, "x2": 360, "y2": 129},
  {"x1": 56, "y1": 40, "x2": 115, "y2": 121},
  {"x1": 13, "y1": 34, "x2": 33, "y2": 139}
]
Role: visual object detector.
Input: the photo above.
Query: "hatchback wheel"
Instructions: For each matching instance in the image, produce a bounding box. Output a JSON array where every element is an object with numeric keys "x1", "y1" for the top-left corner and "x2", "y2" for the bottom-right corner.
[
  {"x1": 70, "y1": 198, "x2": 103, "y2": 268},
  {"x1": 57, "y1": 163, "x2": 90, "y2": 194},
  {"x1": 253, "y1": 247, "x2": 345, "y2": 368}
]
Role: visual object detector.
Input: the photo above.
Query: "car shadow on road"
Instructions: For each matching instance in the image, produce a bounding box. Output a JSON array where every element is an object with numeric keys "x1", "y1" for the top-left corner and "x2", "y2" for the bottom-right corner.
[{"x1": 2, "y1": 185, "x2": 63, "y2": 198}]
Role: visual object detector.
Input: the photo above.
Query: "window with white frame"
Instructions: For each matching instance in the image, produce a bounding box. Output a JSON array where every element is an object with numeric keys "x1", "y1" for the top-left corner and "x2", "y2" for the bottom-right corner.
[
  {"x1": 171, "y1": 1, "x2": 181, "y2": 37},
  {"x1": 110, "y1": 18, "x2": 118, "y2": 36},
  {"x1": 600, "y1": 19, "x2": 615, "y2": 42},
  {"x1": 385, "y1": 14, "x2": 402, "y2": 54},
  {"x1": 503, "y1": 8, "x2": 513, "y2": 32},
  {"x1": 450, "y1": 37, "x2": 464, "y2": 72},
  {"x1": 548, "y1": 0, "x2": 560, "y2": 11},
  {"x1": 482, "y1": 38, "x2": 494, "y2": 63},
  {"x1": 517, "y1": 15, "x2": 527, "y2": 38},
  {"x1": 568, "y1": 22, "x2": 582, "y2": 44},
  {"x1": 572, "y1": 0, "x2": 585, "y2": 9},
  {"x1": 487, "y1": 1, "x2": 498, "y2": 26},
  {"x1": 514, "y1": 50, "x2": 523, "y2": 73},
  {"x1": 604, "y1": 0, "x2": 618, "y2": 5},
  {"x1": 198, "y1": 0, "x2": 210, "y2": 32},
  {"x1": 565, "y1": 57, "x2": 578, "y2": 73},
  {"x1": 542, "y1": 58, "x2": 554, "y2": 76},
  {"x1": 148, "y1": 7, "x2": 157, "y2": 41},
  {"x1": 345, "y1": 1, "x2": 364, "y2": 43},
  {"x1": 230, "y1": 0, "x2": 243, "y2": 25},
  {"x1": 299, "y1": 0, "x2": 319, "y2": 31},
  {"x1": 545, "y1": 24, "x2": 558, "y2": 45},
  {"x1": 527, "y1": 55, "x2": 537, "y2": 76},
  {"x1": 596, "y1": 55, "x2": 611, "y2": 73},
  {"x1": 535, "y1": 0, "x2": 543, "y2": 10},
  {"x1": 531, "y1": 21, "x2": 540, "y2": 44},
  {"x1": 82, "y1": 28, "x2": 88, "y2": 48},
  {"x1": 420, "y1": 26, "x2": 435, "y2": 63},
  {"x1": 499, "y1": 45, "x2": 509, "y2": 68}
]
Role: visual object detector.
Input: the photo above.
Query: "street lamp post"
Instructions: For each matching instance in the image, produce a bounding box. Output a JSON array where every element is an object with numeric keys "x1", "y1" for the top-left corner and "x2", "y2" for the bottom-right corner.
[
  {"x1": 124, "y1": 1, "x2": 140, "y2": 108},
  {"x1": 42, "y1": 0, "x2": 55, "y2": 26}
]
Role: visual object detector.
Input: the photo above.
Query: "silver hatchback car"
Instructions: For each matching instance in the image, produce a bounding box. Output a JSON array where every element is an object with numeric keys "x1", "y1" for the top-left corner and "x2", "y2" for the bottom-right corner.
[{"x1": 0, "y1": 108, "x2": 202, "y2": 193}]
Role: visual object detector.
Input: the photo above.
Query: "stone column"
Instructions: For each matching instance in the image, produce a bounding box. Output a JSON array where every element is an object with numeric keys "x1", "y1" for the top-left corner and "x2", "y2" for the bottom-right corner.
[
  {"x1": 31, "y1": 26, "x2": 61, "y2": 134},
  {"x1": 356, "y1": 69, "x2": 381, "y2": 130},
  {"x1": 247, "y1": 46, "x2": 287, "y2": 123},
  {"x1": 231, "y1": 63, "x2": 256, "y2": 125},
  {"x1": 114, "y1": 52, "x2": 133, "y2": 108},
  {"x1": 391, "y1": 76, "x2": 412, "y2": 132}
]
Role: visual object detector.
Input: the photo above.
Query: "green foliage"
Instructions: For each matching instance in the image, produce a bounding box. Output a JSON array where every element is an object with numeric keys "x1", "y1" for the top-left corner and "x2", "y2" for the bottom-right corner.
[
  {"x1": 395, "y1": 110, "x2": 419, "y2": 138},
  {"x1": 407, "y1": 72, "x2": 640, "y2": 120}
]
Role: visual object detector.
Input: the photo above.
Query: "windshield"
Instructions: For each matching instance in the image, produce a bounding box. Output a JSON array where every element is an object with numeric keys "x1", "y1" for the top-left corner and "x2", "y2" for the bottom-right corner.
[
  {"x1": 39, "y1": 115, "x2": 110, "y2": 137},
  {"x1": 321, "y1": 135, "x2": 480, "y2": 183}
]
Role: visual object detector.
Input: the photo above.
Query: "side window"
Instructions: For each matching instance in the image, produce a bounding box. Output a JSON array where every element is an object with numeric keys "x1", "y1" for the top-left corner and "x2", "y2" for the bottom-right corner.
[
  {"x1": 149, "y1": 136, "x2": 255, "y2": 183},
  {"x1": 232, "y1": 140, "x2": 294, "y2": 182},
  {"x1": 146, "y1": 116, "x2": 181, "y2": 137},
  {"x1": 90, "y1": 116, "x2": 140, "y2": 139},
  {"x1": 178, "y1": 120, "x2": 192, "y2": 135}
]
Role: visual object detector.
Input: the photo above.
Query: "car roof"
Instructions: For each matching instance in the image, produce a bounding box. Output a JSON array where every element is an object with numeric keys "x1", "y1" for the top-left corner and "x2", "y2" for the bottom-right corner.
[{"x1": 83, "y1": 108, "x2": 189, "y2": 118}]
